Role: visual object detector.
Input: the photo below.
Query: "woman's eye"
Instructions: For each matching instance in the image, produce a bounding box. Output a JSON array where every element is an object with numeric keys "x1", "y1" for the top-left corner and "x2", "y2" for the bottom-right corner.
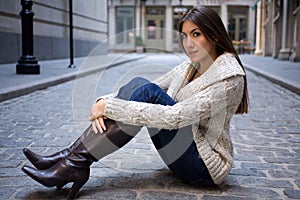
[
  {"x1": 180, "y1": 33, "x2": 187, "y2": 39},
  {"x1": 193, "y1": 32, "x2": 201, "y2": 37}
]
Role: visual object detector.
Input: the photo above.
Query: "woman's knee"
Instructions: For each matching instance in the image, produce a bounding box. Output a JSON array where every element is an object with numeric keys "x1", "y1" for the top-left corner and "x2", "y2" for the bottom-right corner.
[
  {"x1": 122, "y1": 77, "x2": 150, "y2": 91},
  {"x1": 116, "y1": 77, "x2": 150, "y2": 100},
  {"x1": 128, "y1": 77, "x2": 150, "y2": 87}
]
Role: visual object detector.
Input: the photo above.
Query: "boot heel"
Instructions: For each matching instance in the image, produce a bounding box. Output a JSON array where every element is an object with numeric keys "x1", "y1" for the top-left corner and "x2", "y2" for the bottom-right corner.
[
  {"x1": 56, "y1": 182, "x2": 68, "y2": 190},
  {"x1": 66, "y1": 176, "x2": 89, "y2": 200}
]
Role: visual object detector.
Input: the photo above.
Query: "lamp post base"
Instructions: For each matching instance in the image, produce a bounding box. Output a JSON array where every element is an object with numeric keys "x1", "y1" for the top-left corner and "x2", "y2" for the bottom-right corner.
[
  {"x1": 16, "y1": 56, "x2": 40, "y2": 74},
  {"x1": 68, "y1": 64, "x2": 76, "y2": 68}
]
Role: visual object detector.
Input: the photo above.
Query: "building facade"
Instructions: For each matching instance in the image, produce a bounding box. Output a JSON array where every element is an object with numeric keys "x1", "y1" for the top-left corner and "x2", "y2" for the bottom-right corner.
[
  {"x1": 0, "y1": 0, "x2": 108, "y2": 64},
  {"x1": 255, "y1": 0, "x2": 300, "y2": 62},
  {"x1": 108, "y1": 0, "x2": 256, "y2": 53}
]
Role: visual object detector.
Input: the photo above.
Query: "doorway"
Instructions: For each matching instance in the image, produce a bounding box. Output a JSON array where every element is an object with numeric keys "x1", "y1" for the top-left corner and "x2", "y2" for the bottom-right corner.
[
  {"x1": 144, "y1": 6, "x2": 165, "y2": 52},
  {"x1": 228, "y1": 6, "x2": 248, "y2": 41}
]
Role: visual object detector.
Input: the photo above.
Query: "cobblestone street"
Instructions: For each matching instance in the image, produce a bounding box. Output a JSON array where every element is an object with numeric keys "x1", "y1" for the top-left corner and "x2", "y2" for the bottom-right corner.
[{"x1": 0, "y1": 54, "x2": 299, "y2": 199}]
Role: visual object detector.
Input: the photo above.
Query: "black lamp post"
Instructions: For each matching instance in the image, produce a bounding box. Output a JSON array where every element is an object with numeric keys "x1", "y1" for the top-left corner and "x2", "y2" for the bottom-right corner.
[
  {"x1": 68, "y1": 0, "x2": 76, "y2": 68},
  {"x1": 16, "y1": 0, "x2": 40, "y2": 74}
]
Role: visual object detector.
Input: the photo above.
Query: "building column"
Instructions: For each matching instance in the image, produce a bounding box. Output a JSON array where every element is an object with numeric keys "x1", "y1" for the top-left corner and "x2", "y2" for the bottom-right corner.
[
  {"x1": 108, "y1": 3, "x2": 115, "y2": 51},
  {"x1": 255, "y1": 0, "x2": 263, "y2": 55},
  {"x1": 221, "y1": 3, "x2": 228, "y2": 30},
  {"x1": 165, "y1": 5, "x2": 173, "y2": 52},
  {"x1": 135, "y1": 4, "x2": 141, "y2": 36},
  {"x1": 141, "y1": 3, "x2": 145, "y2": 42},
  {"x1": 278, "y1": 0, "x2": 290, "y2": 60},
  {"x1": 289, "y1": 4, "x2": 300, "y2": 61}
]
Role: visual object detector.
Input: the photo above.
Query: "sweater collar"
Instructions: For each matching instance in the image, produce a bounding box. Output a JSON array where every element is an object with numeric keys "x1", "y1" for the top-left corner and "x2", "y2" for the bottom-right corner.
[
  {"x1": 188, "y1": 53, "x2": 244, "y2": 89},
  {"x1": 175, "y1": 53, "x2": 245, "y2": 100}
]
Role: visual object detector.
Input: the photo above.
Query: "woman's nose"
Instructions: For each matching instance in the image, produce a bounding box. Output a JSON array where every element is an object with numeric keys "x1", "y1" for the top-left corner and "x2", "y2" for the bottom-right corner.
[{"x1": 185, "y1": 37, "x2": 194, "y2": 48}]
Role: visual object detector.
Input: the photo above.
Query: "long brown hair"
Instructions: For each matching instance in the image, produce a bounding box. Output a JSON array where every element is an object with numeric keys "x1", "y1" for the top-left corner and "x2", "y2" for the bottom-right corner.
[{"x1": 178, "y1": 7, "x2": 248, "y2": 114}]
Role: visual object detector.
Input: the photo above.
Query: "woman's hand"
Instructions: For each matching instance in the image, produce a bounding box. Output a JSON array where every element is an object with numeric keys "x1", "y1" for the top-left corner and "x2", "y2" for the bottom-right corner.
[
  {"x1": 91, "y1": 117, "x2": 106, "y2": 134},
  {"x1": 89, "y1": 99, "x2": 107, "y2": 134}
]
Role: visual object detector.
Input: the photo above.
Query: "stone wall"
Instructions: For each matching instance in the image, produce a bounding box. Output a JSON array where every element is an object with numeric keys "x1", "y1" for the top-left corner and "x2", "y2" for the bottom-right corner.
[{"x1": 0, "y1": 0, "x2": 108, "y2": 64}]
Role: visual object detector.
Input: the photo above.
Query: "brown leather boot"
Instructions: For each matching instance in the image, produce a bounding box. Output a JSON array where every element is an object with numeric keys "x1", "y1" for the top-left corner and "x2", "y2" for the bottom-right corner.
[
  {"x1": 22, "y1": 141, "x2": 95, "y2": 199},
  {"x1": 22, "y1": 119, "x2": 140, "y2": 199}
]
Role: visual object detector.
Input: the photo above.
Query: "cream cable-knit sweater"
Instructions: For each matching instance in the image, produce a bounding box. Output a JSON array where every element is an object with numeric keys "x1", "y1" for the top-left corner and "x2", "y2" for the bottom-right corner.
[{"x1": 102, "y1": 53, "x2": 245, "y2": 184}]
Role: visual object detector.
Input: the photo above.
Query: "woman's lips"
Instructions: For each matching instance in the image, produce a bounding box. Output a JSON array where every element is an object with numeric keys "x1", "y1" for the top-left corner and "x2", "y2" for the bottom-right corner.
[{"x1": 188, "y1": 51, "x2": 198, "y2": 57}]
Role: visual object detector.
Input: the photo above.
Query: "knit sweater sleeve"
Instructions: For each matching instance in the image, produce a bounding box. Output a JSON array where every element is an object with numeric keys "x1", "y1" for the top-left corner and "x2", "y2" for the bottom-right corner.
[{"x1": 103, "y1": 76, "x2": 242, "y2": 130}]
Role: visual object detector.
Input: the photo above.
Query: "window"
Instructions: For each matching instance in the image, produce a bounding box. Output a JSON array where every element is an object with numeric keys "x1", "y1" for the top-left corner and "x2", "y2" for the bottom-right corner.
[
  {"x1": 147, "y1": 20, "x2": 156, "y2": 39},
  {"x1": 115, "y1": 7, "x2": 134, "y2": 46}
]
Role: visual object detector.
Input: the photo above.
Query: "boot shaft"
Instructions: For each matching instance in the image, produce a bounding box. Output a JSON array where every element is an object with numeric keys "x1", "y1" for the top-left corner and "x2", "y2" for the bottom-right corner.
[{"x1": 80, "y1": 119, "x2": 140, "y2": 161}]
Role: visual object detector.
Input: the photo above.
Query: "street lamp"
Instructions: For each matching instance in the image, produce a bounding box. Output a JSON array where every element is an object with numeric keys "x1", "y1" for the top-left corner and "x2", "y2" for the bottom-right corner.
[
  {"x1": 16, "y1": 0, "x2": 40, "y2": 74},
  {"x1": 68, "y1": 0, "x2": 76, "y2": 68}
]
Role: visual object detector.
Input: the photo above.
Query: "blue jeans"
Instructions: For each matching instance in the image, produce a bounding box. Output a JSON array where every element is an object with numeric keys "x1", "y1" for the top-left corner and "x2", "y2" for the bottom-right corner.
[{"x1": 116, "y1": 77, "x2": 214, "y2": 186}]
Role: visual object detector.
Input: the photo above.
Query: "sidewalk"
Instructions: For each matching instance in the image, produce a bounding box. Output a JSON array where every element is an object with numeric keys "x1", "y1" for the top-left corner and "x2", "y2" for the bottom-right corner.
[
  {"x1": 0, "y1": 53, "x2": 146, "y2": 102},
  {"x1": 240, "y1": 54, "x2": 300, "y2": 95}
]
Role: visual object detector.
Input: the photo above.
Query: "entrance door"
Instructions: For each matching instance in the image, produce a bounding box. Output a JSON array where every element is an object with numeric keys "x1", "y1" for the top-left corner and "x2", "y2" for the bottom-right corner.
[
  {"x1": 228, "y1": 6, "x2": 248, "y2": 41},
  {"x1": 228, "y1": 14, "x2": 247, "y2": 41},
  {"x1": 145, "y1": 7, "x2": 165, "y2": 52}
]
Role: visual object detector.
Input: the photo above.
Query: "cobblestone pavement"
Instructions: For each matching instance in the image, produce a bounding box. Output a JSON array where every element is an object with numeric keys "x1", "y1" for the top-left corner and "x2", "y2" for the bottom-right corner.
[{"x1": 0, "y1": 54, "x2": 299, "y2": 199}]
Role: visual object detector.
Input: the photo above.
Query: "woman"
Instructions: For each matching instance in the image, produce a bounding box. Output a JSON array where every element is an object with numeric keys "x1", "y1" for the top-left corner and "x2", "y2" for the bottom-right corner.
[{"x1": 22, "y1": 7, "x2": 248, "y2": 199}]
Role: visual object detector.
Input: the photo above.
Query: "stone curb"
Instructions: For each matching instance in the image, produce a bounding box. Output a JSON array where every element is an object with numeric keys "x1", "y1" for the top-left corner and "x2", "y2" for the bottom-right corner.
[{"x1": 244, "y1": 63, "x2": 300, "y2": 95}]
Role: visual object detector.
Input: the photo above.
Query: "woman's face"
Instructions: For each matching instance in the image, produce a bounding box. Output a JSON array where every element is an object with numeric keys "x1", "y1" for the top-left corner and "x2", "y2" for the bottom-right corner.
[{"x1": 181, "y1": 20, "x2": 217, "y2": 63}]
